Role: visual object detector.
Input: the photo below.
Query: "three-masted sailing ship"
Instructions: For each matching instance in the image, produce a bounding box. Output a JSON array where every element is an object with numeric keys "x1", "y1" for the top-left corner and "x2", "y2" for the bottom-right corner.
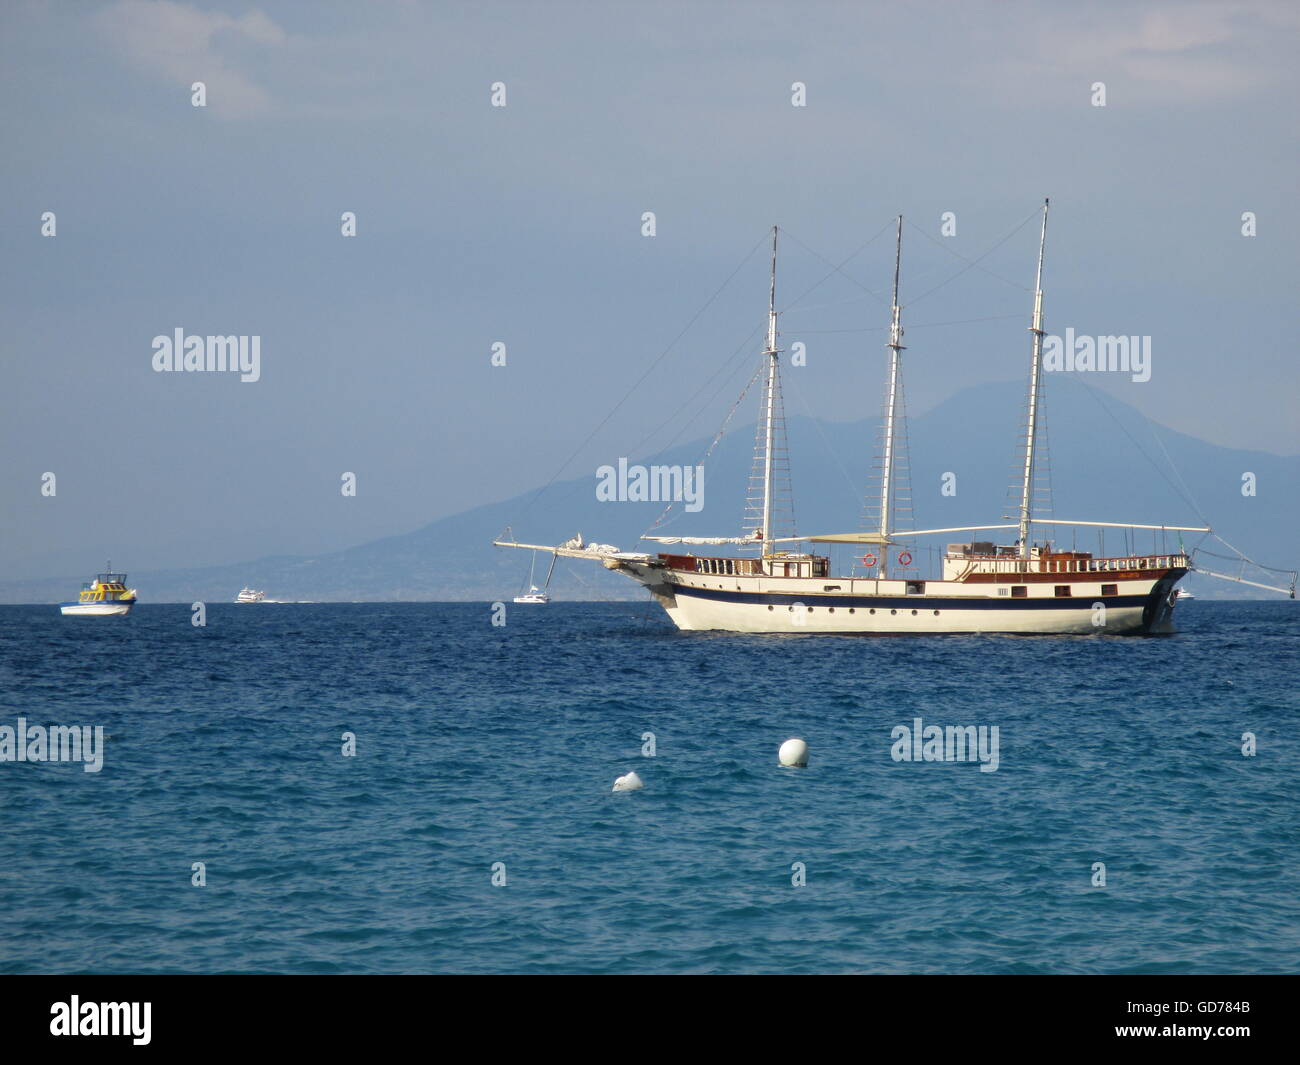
[{"x1": 497, "y1": 201, "x2": 1225, "y2": 634}]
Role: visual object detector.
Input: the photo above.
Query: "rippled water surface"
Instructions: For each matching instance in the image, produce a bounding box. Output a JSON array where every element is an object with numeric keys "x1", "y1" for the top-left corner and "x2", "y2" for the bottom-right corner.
[{"x1": 0, "y1": 601, "x2": 1296, "y2": 974}]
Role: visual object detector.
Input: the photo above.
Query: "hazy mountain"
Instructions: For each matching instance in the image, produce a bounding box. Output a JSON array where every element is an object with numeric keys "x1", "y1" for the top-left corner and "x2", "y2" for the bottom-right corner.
[{"x1": 4, "y1": 376, "x2": 1295, "y2": 603}]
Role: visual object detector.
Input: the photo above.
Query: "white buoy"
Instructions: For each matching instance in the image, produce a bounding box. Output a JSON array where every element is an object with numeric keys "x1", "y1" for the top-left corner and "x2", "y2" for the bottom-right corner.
[
  {"x1": 778, "y1": 738, "x2": 808, "y2": 768},
  {"x1": 612, "y1": 771, "x2": 644, "y2": 792}
]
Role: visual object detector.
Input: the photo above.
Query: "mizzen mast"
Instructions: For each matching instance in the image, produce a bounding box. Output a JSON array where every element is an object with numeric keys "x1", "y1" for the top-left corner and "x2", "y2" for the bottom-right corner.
[
  {"x1": 744, "y1": 225, "x2": 795, "y2": 558},
  {"x1": 1016, "y1": 198, "x2": 1050, "y2": 563},
  {"x1": 760, "y1": 225, "x2": 779, "y2": 559},
  {"x1": 878, "y1": 216, "x2": 905, "y2": 578}
]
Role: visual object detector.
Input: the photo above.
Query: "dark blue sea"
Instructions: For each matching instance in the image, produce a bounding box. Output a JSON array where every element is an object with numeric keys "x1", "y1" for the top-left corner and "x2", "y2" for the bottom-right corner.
[{"x1": 0, "y1": 601, "x2": 1296, "y2": 974}]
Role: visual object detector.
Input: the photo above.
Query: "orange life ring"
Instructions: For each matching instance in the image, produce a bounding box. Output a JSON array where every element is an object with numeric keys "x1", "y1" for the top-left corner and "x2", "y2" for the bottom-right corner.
[
  {"x1": 860, "y1": 553, "x2": 877, "y2": 567},
  {"x1": 898, "y1": 551, "x2": 913, "y2": 566}
]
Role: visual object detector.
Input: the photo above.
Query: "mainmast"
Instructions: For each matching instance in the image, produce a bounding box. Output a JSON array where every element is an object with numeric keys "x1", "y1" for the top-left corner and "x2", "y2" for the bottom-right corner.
[
  {"x1": 760, "y1": 225, "x2": 779, "y2": 559},
  {"x1": 1017, "y1": 198, "x2": 1050, "y2": 563},
  {"x1": 878, "y1": 216, "x2": 905, "y2": 579}
]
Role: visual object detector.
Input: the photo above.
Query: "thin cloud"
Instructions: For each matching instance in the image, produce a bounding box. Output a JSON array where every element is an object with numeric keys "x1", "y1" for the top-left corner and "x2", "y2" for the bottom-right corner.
[{"x1": 96, "y1": 0, "x2": 287, "y2": 119}]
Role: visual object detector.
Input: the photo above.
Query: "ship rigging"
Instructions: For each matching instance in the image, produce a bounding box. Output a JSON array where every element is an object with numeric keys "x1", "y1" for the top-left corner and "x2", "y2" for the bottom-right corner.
[{"x1": 496, "y1": 202, "x2": 1295, "y2": 631}]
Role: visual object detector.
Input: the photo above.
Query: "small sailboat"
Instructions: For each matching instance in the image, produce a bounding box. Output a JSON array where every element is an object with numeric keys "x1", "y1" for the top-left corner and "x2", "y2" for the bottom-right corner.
[
  {"x1": 60, "y1": 564, "x2": 137, "y2": 616},
  {"x1": 513, "y1": 552, "x2": 556, "y2": 604}
]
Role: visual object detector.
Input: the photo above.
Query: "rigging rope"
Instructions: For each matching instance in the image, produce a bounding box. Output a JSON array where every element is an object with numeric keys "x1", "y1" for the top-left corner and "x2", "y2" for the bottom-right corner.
[
  {"x1": 903, "y1": 215, "x2": 1034, "y2": 296},
  {"x1": 796, "y1": 313, "x2": 1023, "y2": 335},
  {"x1": 642, "y1": 361, "x2": 766, "y2": 536},
  {"x1": 777, "y1": 221, "x2": 896, "y2": 310},
  {"x1": 904, "y1": 206, "x2": 1041, "y2": 307},
  {"x1": 510, "y1": 230, "x2": 771, "y2": 527},
  {"x1": 1075, "y1": 380, "x2": 1293, "y2": 587},
  {"x1": 785, "y1": 368, "x2": 863, "y2": 511}
]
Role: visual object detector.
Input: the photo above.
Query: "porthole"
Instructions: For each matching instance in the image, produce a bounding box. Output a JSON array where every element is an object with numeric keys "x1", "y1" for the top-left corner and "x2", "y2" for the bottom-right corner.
[
  {"x1": 869, "y1": 608, "x2": 876, "y2": 615},
  {"x1": 911, "y1": 609, "x2": 918, "y2": 616},
  {"x1": 933, "y1": 610, "x2": 940, "y2": 616},
  {"x1": 767, "y1": 605, "x2": 774, "y2": 611},
  {"x1": 849, "y1": 608, "x2": 855, "y2": 614},
  {"x1": 891, "y1": 609, "x2": 897, "y2": 615},
  {"x1": 828, "y1": 607, "x2": 835, "y2": 613}
]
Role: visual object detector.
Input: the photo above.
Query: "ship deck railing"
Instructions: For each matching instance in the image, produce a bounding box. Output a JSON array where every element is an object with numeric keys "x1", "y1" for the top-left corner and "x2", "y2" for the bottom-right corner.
[
  {"x1": 657, "y1": 553, "x2": 831, "y2": 578},
  {"x1": 951, "y1": 553, "x2": 1189, "y2": 574}
]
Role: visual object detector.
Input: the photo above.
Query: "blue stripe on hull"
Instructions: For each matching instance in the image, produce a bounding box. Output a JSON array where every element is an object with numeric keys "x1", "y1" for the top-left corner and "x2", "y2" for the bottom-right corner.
[{"x1": 669, "y1": 585, "x2": 1152, "y2": 611}]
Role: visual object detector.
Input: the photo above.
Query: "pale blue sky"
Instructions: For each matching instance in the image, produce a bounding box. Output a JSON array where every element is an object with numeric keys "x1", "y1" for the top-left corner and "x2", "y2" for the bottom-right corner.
[{"x1": 2, "y1": 0, "x2": 1297, "y2": 577}]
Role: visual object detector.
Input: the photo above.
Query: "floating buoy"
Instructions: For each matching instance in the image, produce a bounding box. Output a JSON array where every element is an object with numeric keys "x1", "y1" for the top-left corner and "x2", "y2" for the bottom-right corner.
[
  {"x1": 612, "y1": 771, "x2": 644, "y2": 792},
  {"x1": 778, "y1": 738, "x2": 808, "y2": 768}
]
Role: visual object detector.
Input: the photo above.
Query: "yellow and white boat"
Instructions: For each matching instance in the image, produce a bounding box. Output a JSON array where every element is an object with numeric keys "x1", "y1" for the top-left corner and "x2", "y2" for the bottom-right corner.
[{"x1": 60, "y1": 567, "x2": 138, "y2": 616}]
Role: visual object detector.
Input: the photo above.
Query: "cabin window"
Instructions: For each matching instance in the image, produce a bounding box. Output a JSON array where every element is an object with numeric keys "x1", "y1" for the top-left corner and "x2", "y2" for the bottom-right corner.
[
  {"x1": 1055, "y1": 585, "x2": 1070, "y2": 597},
  {"x1": 906, "y1": 581, "x2": 925, "y2": 594},
  {"x1": 1011, "y1": 586, "x2": 1028, "y2": 598},
  {"x1": 1101, "y1": 584, "x2": 1118, "y2": 596},
  {"x1": 823, "y1": 585, "x2": 841, "y2": 592}
]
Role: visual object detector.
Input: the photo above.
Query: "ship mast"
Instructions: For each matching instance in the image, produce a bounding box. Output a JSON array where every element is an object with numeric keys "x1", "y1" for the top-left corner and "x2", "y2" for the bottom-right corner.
[
  {"x1": 878, "y1": 216, "x2": 905, "y2": 579},
  {"x1": 1017, "y1": 198, "x2": 1050, "y2": 563},
  {"x1": 760, "y1": 225, "x2": 779, "y2": 559}
]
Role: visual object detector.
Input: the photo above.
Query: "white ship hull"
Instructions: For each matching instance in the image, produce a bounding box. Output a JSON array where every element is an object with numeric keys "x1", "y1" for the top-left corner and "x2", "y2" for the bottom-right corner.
[
  {"x1": 614, "y1": 562, "x2": 1179, "y2": 635},
  {"x1": 60, "y1": 601, "x2": 133, "y2": 617}
]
